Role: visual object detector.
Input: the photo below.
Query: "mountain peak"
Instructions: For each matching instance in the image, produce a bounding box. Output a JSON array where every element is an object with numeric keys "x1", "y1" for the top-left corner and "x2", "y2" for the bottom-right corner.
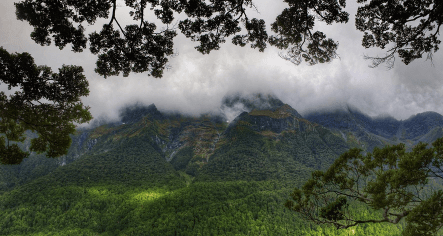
[
  {"x1": 220, "y1": 93, "x2": 301, "y2": 121},
  {"x1": 249, "y1": 104, "x2": 302, "y2": 119},
  {"x1": 401, "y1": 111, "x2": 443, "y2": 140},
  {"x1": 221, "y1": 93, "x2": 285, "y2": 111},
  {"x1": 120, "y1": 103, "x2": 163, "y2": 124}
]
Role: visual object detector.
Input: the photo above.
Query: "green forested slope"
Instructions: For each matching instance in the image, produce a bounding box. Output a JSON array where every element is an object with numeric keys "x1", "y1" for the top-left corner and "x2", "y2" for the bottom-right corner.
[
  {"x1": 0, "y1": 99, "x2": 432, "y2": 235},
  {"x1": 197, "y1": 109, "x2": 349, "y2": 182},
  {"x1": 0, "y1": 177, "x2": 406, "y2": 236}
]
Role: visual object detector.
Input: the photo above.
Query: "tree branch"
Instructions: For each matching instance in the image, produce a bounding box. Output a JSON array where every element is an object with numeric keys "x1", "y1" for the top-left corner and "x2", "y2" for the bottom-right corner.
[{"x1": 108, "y1": 0, "x2": 117, "y2": 26}]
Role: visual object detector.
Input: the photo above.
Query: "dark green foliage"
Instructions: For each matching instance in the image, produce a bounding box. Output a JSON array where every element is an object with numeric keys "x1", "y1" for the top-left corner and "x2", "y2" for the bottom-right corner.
[
  {"x1": 0, "y1": 48, "x2": 92, "y2": 165},
  {"x1": 198, "y1": 110, "x2": 348, "y2": 182},
  {"x1": 0, "y1": 177, "x2": 405, "y2": 235},
  {"x1": 170, "y1": 147, "x2": 194, "y2": 171},
  {"x1": 0, "y1": 153, "x2": 60, "y2": 193},
  {"x1": 287, "y1": 137, "x2": 443, "y2": 235},
  {"x1": 402, "y1": 190, "x2": 443, "y2": 236},
  {"x1": 320, "y1": 196, "x2": 348, "y2": 221},
  {"x1": 57, "y1": 137, "x2": 178, "y2": 187},
  {"x1": 199, "y1": 122, "x2": 271, "y2": 181}
]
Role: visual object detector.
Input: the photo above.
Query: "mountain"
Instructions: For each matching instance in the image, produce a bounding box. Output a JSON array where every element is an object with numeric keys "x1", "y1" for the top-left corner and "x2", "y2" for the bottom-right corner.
[
  {"x1": 199, "y1": 102, "x2": 348, "y2": 181},
  {"x1": 305, "y1": 105, "x2": 443, "y2": 151},
  {"x1": 0, "y1": 94, "x2": 441, "y2": 235},
  {"x1": 221, "y1": 93, "x2": 289, "y2": 112},
  {"x1": 220, "y1": 93, "x2": 302, "y2": 121},
  {"x1": 401, "y1": 111, "x2": 443, "y2": 142}
]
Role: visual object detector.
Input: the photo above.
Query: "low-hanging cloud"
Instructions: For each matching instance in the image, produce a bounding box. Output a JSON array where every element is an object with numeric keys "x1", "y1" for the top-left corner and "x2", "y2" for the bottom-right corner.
[{"x1": 1, "y1": 0, "x2": 442, "y2": 126}]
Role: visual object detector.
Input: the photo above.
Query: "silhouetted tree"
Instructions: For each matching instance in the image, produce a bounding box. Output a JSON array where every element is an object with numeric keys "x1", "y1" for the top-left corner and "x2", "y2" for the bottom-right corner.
[{"x1": 15, "y1": 0, "x2": 442, "y2": 76}]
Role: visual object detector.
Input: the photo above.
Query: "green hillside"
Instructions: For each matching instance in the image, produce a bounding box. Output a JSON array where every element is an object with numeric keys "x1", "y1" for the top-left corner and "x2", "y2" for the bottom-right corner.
[
  {"x1": 1, "y1": 98, "x2": 436, "y2": 235},
  {"x1": 0, "y1": 176, "x2": 406, "y2": 235}
]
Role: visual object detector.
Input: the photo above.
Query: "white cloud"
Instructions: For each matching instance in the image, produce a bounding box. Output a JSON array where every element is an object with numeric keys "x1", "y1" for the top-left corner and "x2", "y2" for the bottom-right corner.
[{"x1": 1, "y1": 0, "x2": 442, "y2": 124}]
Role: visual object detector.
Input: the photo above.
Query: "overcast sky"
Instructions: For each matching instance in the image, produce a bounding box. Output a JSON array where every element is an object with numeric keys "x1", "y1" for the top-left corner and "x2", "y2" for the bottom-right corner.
[{"x1": 1, "y1": 0, "x2": 442, "y2": 124}]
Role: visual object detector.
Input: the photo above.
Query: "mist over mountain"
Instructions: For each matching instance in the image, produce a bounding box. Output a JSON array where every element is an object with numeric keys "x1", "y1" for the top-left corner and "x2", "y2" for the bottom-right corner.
[
  {"x1": 112, "y1": 93, "x2": 443, "y2": 154},
  {"x1": 219, "y1": 93, "x2": 298, "y2": 122},
  {"x1": 5, "y1": 92, "x2": 443, "y2": 189},
  {"x1": 1, "y1": 93, "x2": 442, "y2": 235}
]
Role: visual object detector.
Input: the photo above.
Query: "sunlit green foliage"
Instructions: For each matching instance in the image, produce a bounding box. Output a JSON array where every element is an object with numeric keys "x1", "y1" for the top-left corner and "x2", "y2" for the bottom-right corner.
[{"x1": 0, "y1": 176, "x2": 406, "y2": 236}]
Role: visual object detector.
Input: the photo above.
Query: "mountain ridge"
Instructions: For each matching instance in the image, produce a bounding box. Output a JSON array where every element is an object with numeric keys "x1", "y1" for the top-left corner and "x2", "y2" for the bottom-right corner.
[
  {"x1": 3, "y1": 94, "x2": 443, "y2": 191},
  {"x1": 305, "y1": 105, "x2": 443, "y2": 151},
  {"x1": 0, "y1": 94, "x2": 441, "y2": 235}
]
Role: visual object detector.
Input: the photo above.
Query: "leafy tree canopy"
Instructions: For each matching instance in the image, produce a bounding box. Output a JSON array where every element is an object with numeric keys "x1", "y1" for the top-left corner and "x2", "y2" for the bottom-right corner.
[
  {"x1": 15, "y1": 0, "x2": 442, "y2": 77},
  {"x1": 0, "y1": 47, "x2": 92, "y2": 165},
  {"x1": 285, "y1": 137, "x2": 443, "y2": 236}
]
